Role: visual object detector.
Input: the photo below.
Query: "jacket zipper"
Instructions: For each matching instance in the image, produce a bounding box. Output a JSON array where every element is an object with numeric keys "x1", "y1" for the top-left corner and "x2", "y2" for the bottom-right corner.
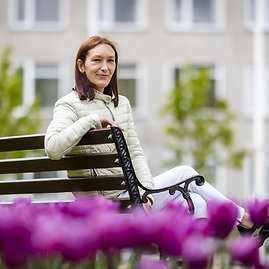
[{"x1": 104, "y1": 102, "x2": 115, "y2": 121}]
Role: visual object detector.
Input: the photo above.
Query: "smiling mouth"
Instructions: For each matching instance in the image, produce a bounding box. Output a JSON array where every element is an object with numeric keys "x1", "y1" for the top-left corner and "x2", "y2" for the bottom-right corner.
[{"x1": 97, "y1": 74, "x2": 109, "y2": 79}]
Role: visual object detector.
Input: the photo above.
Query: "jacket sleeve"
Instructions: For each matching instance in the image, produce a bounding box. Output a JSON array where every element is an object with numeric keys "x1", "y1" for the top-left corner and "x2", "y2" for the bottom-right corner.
[
  {"x1": 45, "y1": 99, "x2": 102, "y2": 160},
  {"x1": 125, "y1": 100, "x2": 154, "y2": 202}
]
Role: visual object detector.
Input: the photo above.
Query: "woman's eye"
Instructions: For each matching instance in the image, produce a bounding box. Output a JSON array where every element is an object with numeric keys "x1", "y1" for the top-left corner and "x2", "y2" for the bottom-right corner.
[
  {"x1": 93, "y1": 59, "x2": 101, "y2": 62},
  {"x1": 108, "y1": 59, "x2": 115, "y2": 62}
]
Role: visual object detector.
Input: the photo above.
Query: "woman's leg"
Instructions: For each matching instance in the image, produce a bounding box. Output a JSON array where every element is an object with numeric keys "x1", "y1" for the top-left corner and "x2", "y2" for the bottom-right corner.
[{"x1": 152, "y1": 165, "x2": 245, "y2": 224}]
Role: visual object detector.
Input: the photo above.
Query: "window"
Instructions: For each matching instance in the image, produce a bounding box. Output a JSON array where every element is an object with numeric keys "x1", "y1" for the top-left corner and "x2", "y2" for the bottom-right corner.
[
  {"x1": 173, "y1": 65, "x2": 217, "y2": 107},
  {"x1": 35, "y1": 64, "x2": 59, "y2": 107},
  {"x1": 246, "y1": 154, "x2": 269, "y2": 196},
  {"x1": 264, "y1": 153, "x2": 269, "y2": 196},
  {"x1": 22, "y1": 61, "x2": 66, "y2": 115},
  {"x1": 9, "y1": 0, "x2": 68, "y2": 30},
  {"x1": 118, "y1": 64, "x2": 137, "y2": 108},
  {"x1": 244, "y1": 65, "x2": 269, "y2": 117},
  {"x1": 118, "y1": 64, "x2": 147, "y2": 117},
  {"x1": 245, "y1": 0, "x2": 269, "y2": 30},
  {"x1": 98, "y1": 0, "x2": 147, "y2": 31},
  {"x1": 166, "y1": 0, "x2": 225, "y2": 31}
]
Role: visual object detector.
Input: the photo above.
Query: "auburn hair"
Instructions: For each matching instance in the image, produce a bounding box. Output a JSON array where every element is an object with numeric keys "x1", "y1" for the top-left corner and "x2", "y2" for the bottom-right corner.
[{"x1": 74, "y1": 36, "x2": 119, "y2": 106}]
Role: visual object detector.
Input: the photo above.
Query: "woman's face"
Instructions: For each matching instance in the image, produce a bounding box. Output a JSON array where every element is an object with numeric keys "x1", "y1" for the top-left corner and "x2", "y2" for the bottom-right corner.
[{"x1": 77, "y1": 44, "x2": 116, "y2": 92}]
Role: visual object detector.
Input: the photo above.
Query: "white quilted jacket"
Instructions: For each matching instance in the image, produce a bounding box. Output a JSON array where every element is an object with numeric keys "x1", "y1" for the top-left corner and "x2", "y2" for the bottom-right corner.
[{"x1": 45, "y1": 90, "x2": 154, "y2": 199}]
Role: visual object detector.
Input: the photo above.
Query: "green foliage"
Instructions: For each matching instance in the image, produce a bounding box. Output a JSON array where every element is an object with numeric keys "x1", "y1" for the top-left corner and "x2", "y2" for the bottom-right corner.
[
  {"x1": 161, "y1": 65, "x2": 247, "y2": 178},
  {"x1": 0, "y1": 47, "x2": 41, "y2": 160}
]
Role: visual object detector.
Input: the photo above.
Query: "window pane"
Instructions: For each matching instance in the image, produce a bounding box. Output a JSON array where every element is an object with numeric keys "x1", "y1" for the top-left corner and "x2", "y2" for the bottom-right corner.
[
  {"x1": 17, "y1": 0, "x2": 25, "y2": 21},
  {"x1": 207, "y1": 79, "x2": 216, "y2": 107},
  {"x1": 118, "y1": 79, "x2": 136, "y2": 107},
  {"x1": 249, "y1": 0, "x2": 255, "y2": 22},
  {"x1": 267, "y1": 0, "x2": 269, "y2": 22},
  {"x1": 193, "y1": 0, "x2": 214, "y2": 23},
  {"x1": 35, "y1": 78, "x2": 58, "y2": 107},
  {"x1": 99, "y1": 0, "x2": 105, "y2": 20},
  {"x1": 173, "y1": 0, "x2": 182, "y2": 21},
  {"x1": 115, "y1": 0, "x2": 136, "y2": 22},
  {"x1": 201, "y1": 165, "x2": 216, "y2": 184},
  {"x1": 174, "y1": 66, "x2": 215, "y2": 107},
  {"x1": 35, "y1": 0, "x2": 60, "y2": 22}
]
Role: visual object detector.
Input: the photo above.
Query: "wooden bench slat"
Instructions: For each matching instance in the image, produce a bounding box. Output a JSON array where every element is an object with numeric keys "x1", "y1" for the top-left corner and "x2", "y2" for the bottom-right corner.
[
  {"x1": 0, "y1": 153, "x2": 120, "y2": 174},
  {"x1": 0, "y1": 128, "x2": 113, "y2": 152},
  {"x1": 0, "y1": 175, "x2": 126, "y2": 195}
]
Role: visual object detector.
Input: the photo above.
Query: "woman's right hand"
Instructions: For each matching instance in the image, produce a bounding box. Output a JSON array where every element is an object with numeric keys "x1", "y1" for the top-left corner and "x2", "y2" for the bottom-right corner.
[{"x1": 100, "y1": 117, "x2": 124, "y2": 131}]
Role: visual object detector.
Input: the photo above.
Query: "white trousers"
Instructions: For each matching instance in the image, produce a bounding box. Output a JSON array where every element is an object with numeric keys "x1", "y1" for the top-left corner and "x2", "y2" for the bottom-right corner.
[{"x1": 152, "y1": 165, "x2": 245, "y2": 223}]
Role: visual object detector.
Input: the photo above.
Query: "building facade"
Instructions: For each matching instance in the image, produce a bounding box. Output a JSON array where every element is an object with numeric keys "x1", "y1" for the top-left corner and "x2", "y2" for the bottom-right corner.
[{"x1": 1, "y1": 0, "x2": 269, "y2": 201}]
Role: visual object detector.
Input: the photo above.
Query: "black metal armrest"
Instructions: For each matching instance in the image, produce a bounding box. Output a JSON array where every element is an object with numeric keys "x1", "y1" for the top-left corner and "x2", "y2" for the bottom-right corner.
[
  {"x1": 110, "y1": 126, "x2": 205, "y2": 213},
  {"x1": 138, "y1": 175, "x2": 205, "y2": 214}
]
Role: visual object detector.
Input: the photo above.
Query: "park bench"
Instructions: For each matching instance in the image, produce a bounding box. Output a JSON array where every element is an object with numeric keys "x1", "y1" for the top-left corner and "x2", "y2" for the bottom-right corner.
[{"x1": 0, "y1": 126, "x2": 205, "y2": 211}]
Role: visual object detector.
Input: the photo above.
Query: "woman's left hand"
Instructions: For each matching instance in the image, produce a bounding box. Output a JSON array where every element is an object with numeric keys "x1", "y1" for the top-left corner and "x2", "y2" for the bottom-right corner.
[
  {"x1": 142, "y1": 199, "x2": 152, "y2": 213},
  {"x1": 100, "y1": 117, "x2": 124, "y2": 131}
]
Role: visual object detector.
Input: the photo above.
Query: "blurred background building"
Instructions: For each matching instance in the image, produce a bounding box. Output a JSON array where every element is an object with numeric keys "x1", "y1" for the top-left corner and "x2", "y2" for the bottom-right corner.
[{"x1": 0, "y1": 0, "x2": 269, "y2": 202}]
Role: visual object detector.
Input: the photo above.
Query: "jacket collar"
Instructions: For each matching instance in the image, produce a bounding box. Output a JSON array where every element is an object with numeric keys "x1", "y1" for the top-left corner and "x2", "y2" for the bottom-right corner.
[{"x1": 94, "y1": 90, "x2": 113, "y2": 104}]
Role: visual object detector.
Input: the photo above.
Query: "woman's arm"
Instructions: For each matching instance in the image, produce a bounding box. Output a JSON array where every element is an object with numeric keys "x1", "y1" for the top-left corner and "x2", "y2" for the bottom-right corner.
[{"x1": 45, "y1": 99, "x2": 102, "y2": 160}]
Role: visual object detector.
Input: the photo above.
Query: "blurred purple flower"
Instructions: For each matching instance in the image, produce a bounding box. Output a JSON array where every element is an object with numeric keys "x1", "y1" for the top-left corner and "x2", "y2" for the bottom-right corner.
[
  {"x1": 248, "y1": 198, "x2": 269, "y2": 226},
  {"x1": 206, "y1": 201, "x2": 238, "y2": 238},
  {"x1": 164, "y1": 200, "x2": 189, "y2": 214},
  {"x1": 0, "y1": 204, "x2": 35, "y2": 267},
  {"x1": 58, "y1": 195, "x2": 119, "y2": 218},
  {"x1": 136, "y1": 257, "x2": 171, "y2": 269},
  {"x1": 109, "y1": 210, "x2": 152, "y2": 249},
  {"x1": 155, "y1": 211, "x2": 195, "y2": 256},
  {"x1": 229, "y1": 236, "x2": 260, "y2": 266},
  {"x1": 31, "y1": 213, "x2": 99, "y2": 261},
  {"x1": 181, "y1": 234, "x2": 215, "y2": 269}
]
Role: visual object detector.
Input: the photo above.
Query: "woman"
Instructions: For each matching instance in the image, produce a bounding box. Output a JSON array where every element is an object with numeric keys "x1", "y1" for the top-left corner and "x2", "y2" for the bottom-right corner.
[{"x1": 45, "y1": 36, "x2": 268, "y2": 242}]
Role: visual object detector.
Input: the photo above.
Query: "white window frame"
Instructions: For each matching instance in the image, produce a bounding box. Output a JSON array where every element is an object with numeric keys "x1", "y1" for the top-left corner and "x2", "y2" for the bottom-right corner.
[
  {"x1": 265, "y1": 152, "x2": 269, "y2": 196},
  {"x1": 9, "y1": 0, "x2": 69, "y2": 31},
  {"x1": 22, "y1": 60, "x2": 68, "y2": 118},
  {"x1": 97, "y1": 0, "x2": 148, "y2": 32},
  {"x1": 165, "y1": 0, "x2": 226, "y2": 32},
  {"x1": 244, "y1": 153, "x2": 269, "y2": 197},
  {"x1": 244, "y1": 156, "x2": 254, "y2": 198},
  {"x1": 165, "y1": 0, "x2": 226, "y2": 33},
  {"x1": 243, "y1": 65, "x2": 269, "y2": 118},
  {"x1": 244, "y1": 0, "x2": 269, "y2": 31},
  {"x1": 163, "y1": 60, "x2": 226, "y2": 100},
  {"x1": 118, "y1": 62, "x2": 147, "y2": 119}
]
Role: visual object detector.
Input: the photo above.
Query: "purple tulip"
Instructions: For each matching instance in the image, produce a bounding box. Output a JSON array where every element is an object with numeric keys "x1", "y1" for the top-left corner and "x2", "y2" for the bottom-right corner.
[
  {"x1": 109, "y1": 209, "x2": 153, "y2": 249},
  {"x1": 154, "y1": 210, "x2": 195, "y2": 256},
  {"x1": 181, "y1": 234, "x2": 215, "y2": 269},
  {"x1": 58, "y1": 195, "x2": 119, "y2": 218},
  {"x1": 164, "y1": 200, "x2": 189, "y2": 215},
  {"x1": 137, "y1": 257, "x2": 171, "y2": 269},
  {"x1": 248, "y1": 198, "x2": 269, "y2": 226},
  {"x1": 229, "y1": 236, "x2": 260, "y2": 266},
  {"x1": 0, "y1": 204, "x2": 35, "y2": 267},
  {"x1": 32, "y1": 213, "x2": 100, "y2": 261},
  {"x1": 206, "y1": 201, "x2": 238, "y2": 238}
]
